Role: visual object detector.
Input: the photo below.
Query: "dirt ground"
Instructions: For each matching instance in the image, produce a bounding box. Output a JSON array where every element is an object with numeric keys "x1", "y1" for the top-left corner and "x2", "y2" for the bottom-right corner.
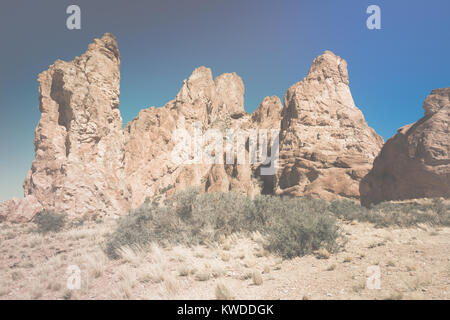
[{"x1": 0, "y1": 218, "x2": 449, "y2": 300}]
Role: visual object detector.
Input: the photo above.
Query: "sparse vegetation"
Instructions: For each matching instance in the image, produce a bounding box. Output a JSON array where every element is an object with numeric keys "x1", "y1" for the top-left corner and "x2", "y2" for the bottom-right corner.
[
  {"x1": 262, "y1": 196, "x2": 343, "y2": 258},
  {"x1": 215, "y1": 282, "x2": 234, "y2": 300},
  {"x1": 0, "y1": 199, "x2": 448, "y2": 300},
  {"x1": 33, "y1": 211, "x2": 66, "y2": 234},
  {"x1": 316, "y1": 248, "x2": 331, "y2": 259},
  {"x1": 105, "y1": 189, "x2": 344, "y2": 259},
  {"x1": 252, "y1": 270, "x2": 263, "y2": 286},
  {"x1": 329, "y1": 198, "x2": 450, "y2": 228},
  {"x1": 326, "y1": 264, "x2": 336, "y2": 271},
  {"x1": 386, "y1": 260, "x2": 396, "y2": 267},
  {"x1": 195, "y1": 271, "x2": 211, "y2": 282},
  {"x1": 105, "y1": 189, "x2": 449, "y2": 260}
]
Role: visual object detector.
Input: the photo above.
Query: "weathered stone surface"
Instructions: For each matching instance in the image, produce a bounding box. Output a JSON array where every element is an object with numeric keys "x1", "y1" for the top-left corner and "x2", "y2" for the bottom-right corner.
[
  {"x1": 251, "y1": 96, "x2": 283, "y2": 129},
  {"x1": 0, "y1": 195, "x2": 43, "y2": 223},
  {"x1": 23, "y1": 33, "x2": 130, "y2": 217},
  {"x1": 360, "y1": 88, "x2": 450, "y2": 206},
  {"x1": 274, "y1": 51, "x2": 383, "y2": 200},
  {"x1": 124, "y1": 66, "x2": 260, "y2": 207}
]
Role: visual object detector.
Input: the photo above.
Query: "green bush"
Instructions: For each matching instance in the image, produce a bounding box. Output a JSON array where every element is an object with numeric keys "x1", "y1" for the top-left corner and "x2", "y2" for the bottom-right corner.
[{"x1": 33, "y1": 211, "x2": 66, "y2": 234}]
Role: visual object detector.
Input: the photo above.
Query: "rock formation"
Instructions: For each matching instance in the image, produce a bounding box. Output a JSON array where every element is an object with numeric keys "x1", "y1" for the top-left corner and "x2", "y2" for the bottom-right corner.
[
  {"x1": 9, "y1": 34, "x2": 385, "y2": 220},
  {"x1": 274, "y1": 51, "x2": 383, "y2": 200},
  {"x1": 0, "y1": 196, "x2": 43, "y2": 223},
  {"x1": 360, "y1": 88, "x2": 450, "y2": 206},
  {"x1": 23, "y1": 33, "x2": 130, "y2": 217},
  {"x1": 123, "y1": 66, "x2": 261, "y2": 208}
]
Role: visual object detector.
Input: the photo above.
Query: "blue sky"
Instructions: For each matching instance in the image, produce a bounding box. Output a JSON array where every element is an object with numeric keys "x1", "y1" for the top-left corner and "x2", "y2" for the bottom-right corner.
[{"x1": 0, "y1": 0, "x2": 449, "y2": 201}]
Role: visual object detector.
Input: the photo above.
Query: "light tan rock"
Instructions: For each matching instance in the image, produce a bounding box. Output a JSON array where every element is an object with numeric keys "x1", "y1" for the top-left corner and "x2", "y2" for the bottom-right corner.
[
  {"x1": 360, "y1": 88, "x2": 450, "y2": 206},
  {"x1": 0, "y1": 195, "x2": 43, "y2": 223},
  {"x1": 274, "y1": 51, "x2": 383, "y2": 200},
  {"x1": 124, "y1": 66, "x2": 260, "y2": 207},
  {"x1": 23, "y1": 33, "x2": 130, "y2": 217},
  {"x1": 20, "y1": 35, "x2": 384, "y2": 218}
]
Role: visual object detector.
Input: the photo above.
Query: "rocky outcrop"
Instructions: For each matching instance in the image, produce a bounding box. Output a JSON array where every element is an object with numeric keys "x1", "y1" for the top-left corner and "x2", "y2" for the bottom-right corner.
[
  {"x1": 0, "y1": 196, "x2": 43, "y2": 223},
  {"x1": 23, "y1": 33, "x2": 130, "y2": 217},
  {"x1": 360, "y1": 88, "x2": 450, "y2": 206},
  {"x1": 124, "y1": 66, "x2": 263, "y2": 207},
  {"x1": 18, "y1": 34, "x2": 384, "y2": 218},
  {"x1": 274, "y1": 51, "x2": 383, "y2": 200}
]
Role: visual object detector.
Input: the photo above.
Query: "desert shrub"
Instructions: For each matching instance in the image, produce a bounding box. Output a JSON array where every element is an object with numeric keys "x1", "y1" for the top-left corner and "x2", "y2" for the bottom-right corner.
[
  {"x1": 191, "y1": 192, "x2": 258, "y2": 237},
  {"x1": 263, "y1": 197, "x2": 343, "y2": 258},
  {"x1": 328, "y1": 199, "x2": 369, "y2": 221},
  {"x1": 105, "y1": 189, "x2": 261, "y2": 258},
  {"x1": 329, "y1": 198, "x2": 450, "y2": 227},
  {"x1": 105, "y1": 187, "x2": 450, "y2": 260},
  {"x1": 173, "y1": 187, "x2": 200, "y2": 219},
  {"x1": 105, "y1": 190, "x2": 345, "y2": 259},
  {"x1": 33, "y1": 211, "x2": 66, "y2": 234},
  {"x1": 104, "y1": 204, "x2": 176, "y2": 259}
]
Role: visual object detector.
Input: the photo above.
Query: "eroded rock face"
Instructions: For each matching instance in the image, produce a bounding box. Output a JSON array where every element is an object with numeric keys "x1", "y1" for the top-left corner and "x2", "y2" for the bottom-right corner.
[
  {"x1": 23, "y1": 33, "x2": 130, "y2": 217},
  {"x1": 274, "y1": 51, "x2": 383, "y2": 200},
  {"x1": 360, "y1": 88, "x2": 450, "y2": 206},
  {"x1": 19, "y1": 35, "x2": 384, "y2": 218},
  {"x1": 124, "y1": 66, "x2": 262, "y2": 207}
]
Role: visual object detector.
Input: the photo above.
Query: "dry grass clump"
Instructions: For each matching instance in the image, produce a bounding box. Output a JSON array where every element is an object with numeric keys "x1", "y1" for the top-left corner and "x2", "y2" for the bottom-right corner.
[
  {"x1": 178, "y1": 266, "x2": 190, "y2": 277},
  {"x1": 316, "y1": 248, "x2": 331, "y2": 259},
  {"x1": 138, "y1": 263, "x2": 165, "y2": 284},
  {"x1": 86, "y1": 251, "x2": 108, "y2": 278},
  {"x1": 240, "y1": 270, "x2": 253, "y2": 280},
  {"x1": 326, "y1": 264, "x2": 336, "y2": 271},
  {"x1": 117, "y1": 245, "x2": 146, "y2": 266},
  {"x1": 386, "y1": 260, "x2": 396, "y2": 267},
  {"x1": 215, "y1": 282, "x2": 234, "y2": 300},
  {"x1": 221, "y1": 253, "x2": 231, "y2": 262},
  {"x1": 195, "y1": 271, "x2": 211, "y2": 282},
  {"x1": 252, "y1": 270, "x2": 263, "y2": 286},
  {"x1": 163, "y1": 275, "x2": 180, "y2": 295}
]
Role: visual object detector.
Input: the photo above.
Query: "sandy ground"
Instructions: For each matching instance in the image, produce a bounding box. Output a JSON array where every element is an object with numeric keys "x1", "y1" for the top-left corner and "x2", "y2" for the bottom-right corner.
[{"x1": 0, "y1": 218, "x2": 449, "y2": 300}]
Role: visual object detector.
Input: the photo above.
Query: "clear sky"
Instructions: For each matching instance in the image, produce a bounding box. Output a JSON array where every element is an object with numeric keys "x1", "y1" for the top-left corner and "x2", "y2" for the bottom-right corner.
[{"x1": 0, "y1": 0, "x2": 449, "y2": 201}]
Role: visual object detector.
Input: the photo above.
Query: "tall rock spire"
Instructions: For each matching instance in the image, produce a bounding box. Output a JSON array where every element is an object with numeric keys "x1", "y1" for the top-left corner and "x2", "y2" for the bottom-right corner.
[
  {"x1": 23, "y1": 33, "x2": 130, "y2": 217},
  {"x1": 275, "y1": 51, "x2": 383, "y2": 200}
]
